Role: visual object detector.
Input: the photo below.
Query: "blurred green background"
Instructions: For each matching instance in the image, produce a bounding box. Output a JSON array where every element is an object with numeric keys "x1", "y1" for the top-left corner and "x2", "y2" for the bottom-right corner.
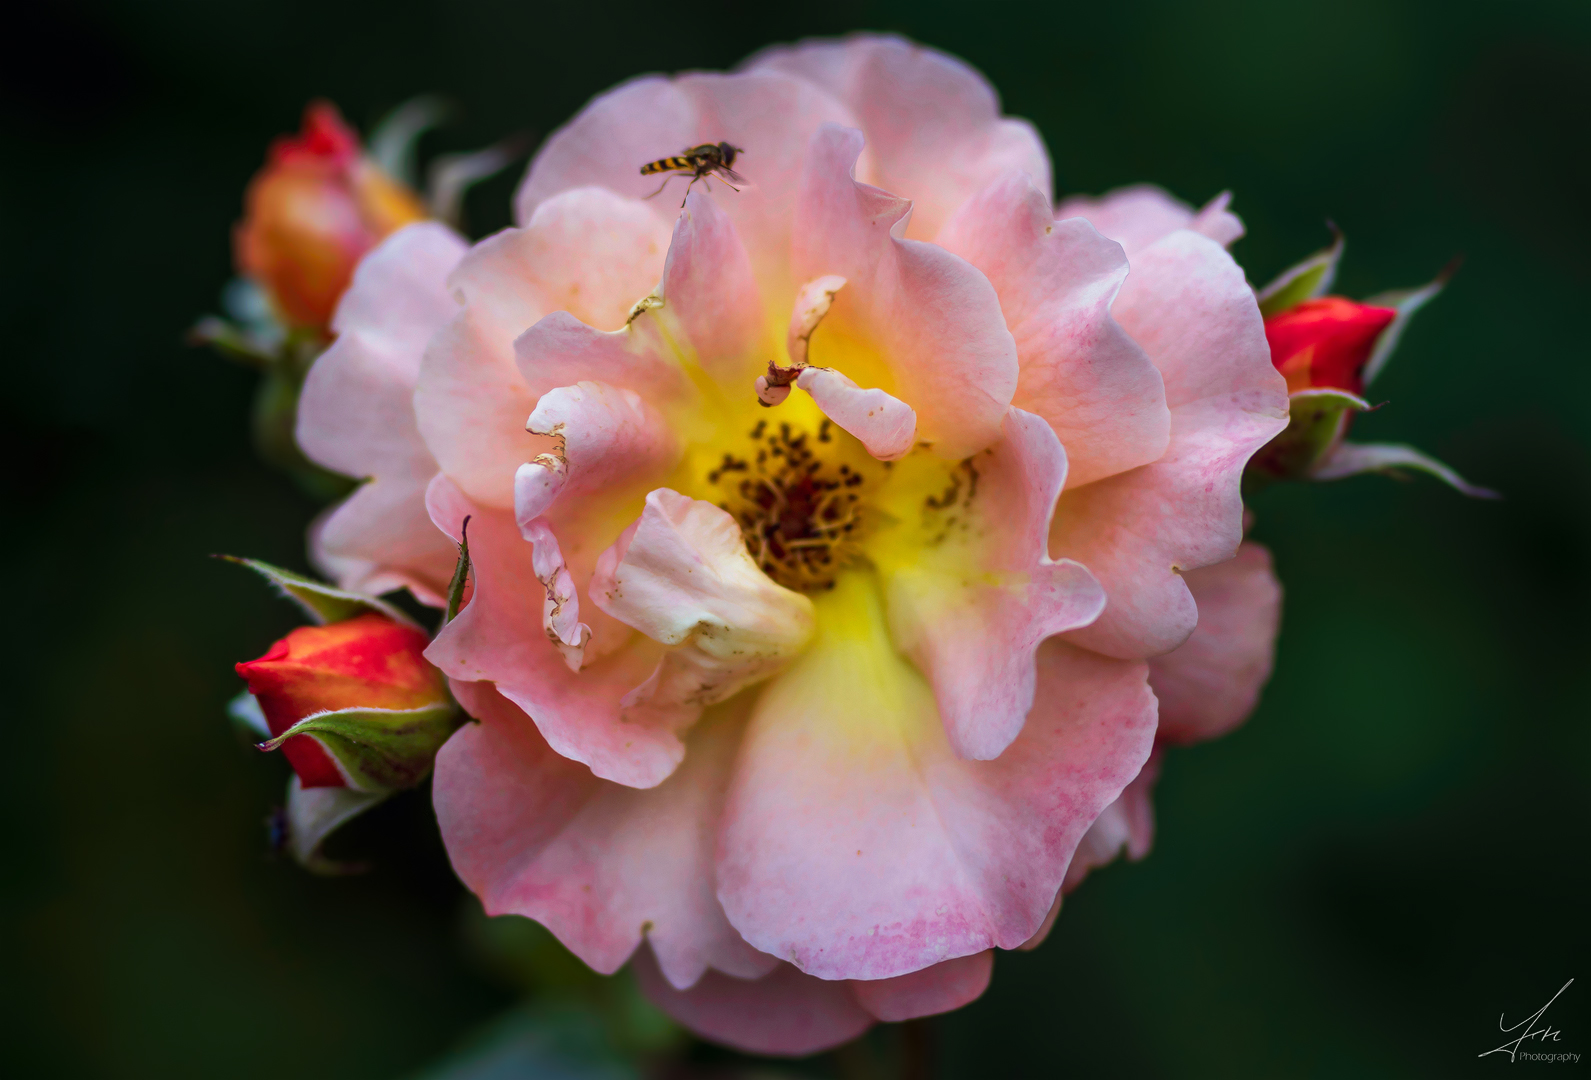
[{"x1": 3, "y1": 0, "x2": 1587, "y2": 1076}]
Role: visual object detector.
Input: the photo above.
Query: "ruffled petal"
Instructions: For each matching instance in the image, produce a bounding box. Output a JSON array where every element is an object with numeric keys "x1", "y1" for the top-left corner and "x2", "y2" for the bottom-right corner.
[
  {"x1": 434, "y1": 682, "x2": 775, "y2": 987},
  {"x1": 879, "y1": 408, "x2": 1106, "y2": 760},
  {"x1": 590, "y1": 490, "x2": 815, "y2": 729},
  {"x1": 513, "y1": 380, "x2": 682, "y2": 663},
  {"x1": 1149, "y1": 541, "x2": 1281, "y2": 745},
  {"x1": 631, "y1": 947, "x2": 873, "y2": 1057},
  {"x1": 424, "y1": 475, "x2": 685, "y2": 789},
  {"x1": 1056, "y1": 184, "x2": 1244, "y2": 257},
  {"x1": 659, "y1": 191, "x2": 765, "y2": 387},
  {"x1": 515, "y1": 71, "x2": 858, "y2": 305},
  {"x1": 851, "y1": 950, "x2": 993, "y2": 1022},
  {"x1": 1055, "y1": 230, "x2": 1288, "y2": 659},
  {"x1": 937, "y1": 171, "x2": 1170, "y2": 487},
  {"x1": 747, "y1": 35, "x2": 1050, "y2": 240},
  {"x1": 513, "y1": 310, "x2": 697, "y2": 415},
  {"x1": 1059, "y1": 751, "x2": 1161, "y2": 895},
  {"x1": 415, "y1": 188, "x2": 670, "y2": 508},
  {"x1": 716, "y1": 574, "x2": 1155, "y2": 981},
  {"x1": 297, "y1": 222, "x2": 467, "y2": 601},
  {"x1": 514, "y1": 381, "x2": 681, "y2": 521},
  {"x1": 791, "y1": 125, "x2": 1018, "y2": 459}
]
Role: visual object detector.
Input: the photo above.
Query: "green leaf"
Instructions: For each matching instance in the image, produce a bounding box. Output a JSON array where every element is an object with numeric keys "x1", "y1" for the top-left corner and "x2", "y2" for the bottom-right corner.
[
  {"x1": 259, "y1": 703, "x2": 465, "y2": 792},
  {"x1": 1360, "y1": 257, "x2": 1460, "y2": 388},
  {"x1": 219, "y1": 556, "x2": 417, "y2": 627},
  {"x1": 1257, "y1": 225, "x2": 1344, "y2": 319}
]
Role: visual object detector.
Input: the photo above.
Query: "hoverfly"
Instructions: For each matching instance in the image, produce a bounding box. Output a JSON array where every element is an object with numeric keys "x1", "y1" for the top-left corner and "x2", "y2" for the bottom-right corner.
[{"x1": 640, "y1": 142, "x2": 746, "y2": 205}]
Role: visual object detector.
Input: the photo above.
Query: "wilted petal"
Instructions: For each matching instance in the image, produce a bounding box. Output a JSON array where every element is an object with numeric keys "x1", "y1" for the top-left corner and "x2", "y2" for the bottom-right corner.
[
  {"x1": 590, "y1": 490, "x2": 815, "y2": 731},
  {"x1": 1150, "y1": 542, "x2": 1282, "y2": 744},
  {"x1": 937, "y1": 171, "x2": 1170, "y2": 487},
  {"x1": 794, "y1": 367, "x2": 916, "y2": 460}
]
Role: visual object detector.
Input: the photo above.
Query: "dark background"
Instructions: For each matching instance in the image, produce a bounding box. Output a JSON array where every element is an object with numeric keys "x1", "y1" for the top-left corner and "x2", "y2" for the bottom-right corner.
[{"x1": 3, "y1": 0, "x2": 1587, "y2": 1076}]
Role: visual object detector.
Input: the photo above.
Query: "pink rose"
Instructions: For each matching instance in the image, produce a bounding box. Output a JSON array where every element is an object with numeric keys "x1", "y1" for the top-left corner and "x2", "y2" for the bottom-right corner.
[{"x1": 296, "y1": 35, "x2": 1288, "y2": 1053}]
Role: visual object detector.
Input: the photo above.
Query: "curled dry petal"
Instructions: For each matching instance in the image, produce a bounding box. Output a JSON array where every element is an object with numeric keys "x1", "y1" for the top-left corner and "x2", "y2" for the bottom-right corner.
[
  {"x1": 793, "y1": 367, "x2": 916, "y2": 460},
  {"x1": 590, "y1": 489, "x2": 815, "y2": 728}
]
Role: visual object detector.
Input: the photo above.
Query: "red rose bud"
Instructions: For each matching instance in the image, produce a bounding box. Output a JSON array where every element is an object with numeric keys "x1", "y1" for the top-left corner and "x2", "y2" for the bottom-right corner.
[
  {"x1": 235, "y1": 612, "x2": 453, "y2": 790},
  {"x1": 1264, "y1": 296, "x2": 1397, "y2": 395},
  {"x1": 233, "y1": 101, "x2": 427, "y2": 333}
]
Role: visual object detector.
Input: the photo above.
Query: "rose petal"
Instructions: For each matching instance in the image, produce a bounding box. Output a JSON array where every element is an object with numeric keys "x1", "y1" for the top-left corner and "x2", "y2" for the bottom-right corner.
[
  {"x1": 631, "y1": 947, "x2": 873, "y2": 1057},
  {"x1": 791, "y1": 124, "x2": 1018, "y2": 459},
  {"x1": 415, "y1": 188, "x2": 670, "y2": 508},
  {"x1": 515, "y1": 71, "x2": 858, "y2": 306},
  {"x1": 937, "y1": 171, "x2": 1170, "y2": 487},
  {"x1": 851, "y1": 950, "x2": 993, "y2": 1022},
  {"x1": 297, "y1": 223, "x2": 467, "y2": 601},
  {"x1": 435, "y1": 682, "x2": 775, "y2": 987},
  {"x1": 424, "y1": 475, "x2": 685, "y2": 789},
  {"x1": 1149, "y1": 541, "x2": 1282, "y2": 744},
  {"x1": 794, "y1": 367, "x2": 916, "y2": 461},
  {"x1": 717, "y1": 574, "x2": 1155, "y2": 981},
  {"x1": 590, "y1": 490, "x2": 815, "y2": 730},
  {"x1": 1055, "y1": 230, "x2": 1288, "y2": 659},
  {"x1": 747, "y1": 35, "x2": 1050, "y2": 240},
  {"x1": 1059, "y1": 751, "x2": 1161, "y2": 895},
  {"x1": 660, "y1": 191, "x2": 765, "y2": 387},
  {"x1": 1056, "y1": 184, "x2": 1244, "y2": 257},
  {"x1": 879, "y1": 408, "x2": 1106, "y2": 760}
]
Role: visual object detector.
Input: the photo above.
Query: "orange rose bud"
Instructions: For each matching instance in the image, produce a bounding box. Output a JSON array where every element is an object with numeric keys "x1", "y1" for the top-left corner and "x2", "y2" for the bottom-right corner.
[
  {"x1": 235, "y1": 613, "x2": 447, "y2": 788},
  {"x1": 1264, "y1": 296, "x2": 1397, "y2": 395},
  {"x1": 233, "y1": 101, "x2": 427, "y2": 333}
]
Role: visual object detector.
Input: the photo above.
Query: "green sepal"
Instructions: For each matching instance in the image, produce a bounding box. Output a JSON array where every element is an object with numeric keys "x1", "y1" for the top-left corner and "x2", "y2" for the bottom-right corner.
[
  {"x1": 281, "y1": 776, "x2": 388, "y2": 875},
  {"x1": 1310, "y1": 440, "x2": 1499, "y2": 498},
  {"x1": 220, "y1": 556, "x2": 417, "y2": 628},
  {"x1": 1360, "y1": 257, "x2": 1459, "y2": 388},
  {"x1": 1245, "y1": 387, "x2": 1370, "y2": 490},
  {"x1": 368, "y1": 94, "x2": 454, "y2": 189},
  {"x1": 445, "y1": 516, "x2": 473, "y2": 624},
  {"x1": 258, "y1": 703, "x2": 465, "y2": 793},
  {"x1": 1257, "y1": 225, "x2": 1344, "y2": 319}
]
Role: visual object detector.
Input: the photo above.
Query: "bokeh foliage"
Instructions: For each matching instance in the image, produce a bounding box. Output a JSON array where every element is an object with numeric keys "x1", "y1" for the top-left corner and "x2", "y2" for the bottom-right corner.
[{"x1": 2, "y1": 0, "x2": 1586, "y2": 1076}]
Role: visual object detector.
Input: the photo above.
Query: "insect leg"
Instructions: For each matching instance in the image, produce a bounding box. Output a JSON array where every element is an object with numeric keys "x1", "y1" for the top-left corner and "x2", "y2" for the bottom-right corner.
[{"x1": 642, "y1": 173, "x2": 678, "y2": 200}]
